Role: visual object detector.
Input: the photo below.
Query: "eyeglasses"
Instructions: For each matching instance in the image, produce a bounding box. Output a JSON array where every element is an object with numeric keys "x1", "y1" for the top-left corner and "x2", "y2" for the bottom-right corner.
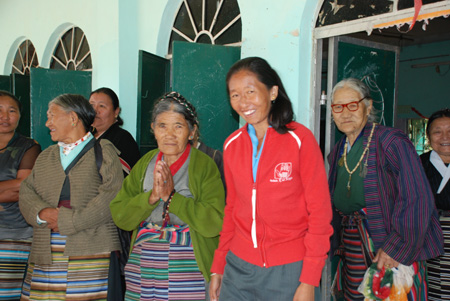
[{"x1": 331, "y1": 97, "x2": 366, "y2": 113}]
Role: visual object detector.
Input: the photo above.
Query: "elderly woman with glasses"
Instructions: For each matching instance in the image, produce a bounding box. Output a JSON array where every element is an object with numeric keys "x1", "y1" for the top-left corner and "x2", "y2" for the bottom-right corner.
[{"x1": 328, "y1": 78, "x2": 444, "y2": 300}]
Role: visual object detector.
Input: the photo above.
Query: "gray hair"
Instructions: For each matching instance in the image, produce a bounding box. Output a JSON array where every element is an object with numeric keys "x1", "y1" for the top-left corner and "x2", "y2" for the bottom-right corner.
[
  {"x1": 331, "y1": 78, "x2": 379, "y2": 123},
  {"x1": 49, "y1": 94, "x2": 95, "y2": 132},
  {"x1": 151, "y1": 92, "x2": 199, "y2": 134}
]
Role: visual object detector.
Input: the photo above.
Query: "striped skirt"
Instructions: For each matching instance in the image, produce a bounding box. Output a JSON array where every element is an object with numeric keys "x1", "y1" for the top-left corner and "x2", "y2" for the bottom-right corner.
[
  {"x1": 21, "y1": 232, "x2": 111, "y2": 301},
  {"x1": 333, "y1": 211, "x2": 427, "y2": 300},
  {"x1": 428, "y1": 215, "x2": 450, "y2": 300},
  {"x1": 0, "y1": 239, "x2": 31, "y2": 300},
  {"x1": 125, "y1": 222, "x2": 205, "y2": 301}
]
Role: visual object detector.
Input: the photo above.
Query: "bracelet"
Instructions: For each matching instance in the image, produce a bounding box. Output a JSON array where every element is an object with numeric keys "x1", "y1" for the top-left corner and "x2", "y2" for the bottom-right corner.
[
  {"x1": 162, "y1": 189, "x2": 176, "y2": 220},
  {"x1": 36, "y1": 214, "x2": 47, "y2": 225},
  {"x1": 160, "y1": 190, "x2": 176, "y2": 237}
]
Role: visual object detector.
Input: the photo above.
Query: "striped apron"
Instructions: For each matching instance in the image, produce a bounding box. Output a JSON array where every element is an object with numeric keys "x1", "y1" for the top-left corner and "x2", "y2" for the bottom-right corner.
[
  {"x1": 428, "y1": 213, "x2": 450, "y2": 301},
  {"x1": 125, "y1": 221, "x2": 205, "y2": 301},
  {"x1": 21, "y1": 232, "x2": 110, "y2": 301},
  {"x1": 332, "y1": 209, "x2": 427, "y2": 301},
  {"x1": 0, "y1": 239, "x2": 31, "y2": 300}
]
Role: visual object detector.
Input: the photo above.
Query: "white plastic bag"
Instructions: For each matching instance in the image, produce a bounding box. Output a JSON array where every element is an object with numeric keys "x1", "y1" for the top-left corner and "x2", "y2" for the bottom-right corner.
[{"x1": 357, "y1": 263, "x2": 414, "y2": 301}]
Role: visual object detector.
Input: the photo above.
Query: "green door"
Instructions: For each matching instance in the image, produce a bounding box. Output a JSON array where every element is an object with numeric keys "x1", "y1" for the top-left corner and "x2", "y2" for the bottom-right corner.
[
  {"x1": 137, "y1": 50, "x2": 170, "y2": 155},
  {"x1": 329, "y1": 37, "x2": 399, "y2": 143},
  {"x1": 0, "y1": 75, "x2": 10, "y2": 91},
  {"x1": 30, "y1": 68, "x2": 92, "y2": 149},
  {"x1": 172, "y1": 41, "x2": 240, "y2": 151},
  {"x1": 337, "y1": 37, "x2": 398, "y2": 128},
  {"x1": 12, "y1": 74, "x2": 31, "y2": 137}
]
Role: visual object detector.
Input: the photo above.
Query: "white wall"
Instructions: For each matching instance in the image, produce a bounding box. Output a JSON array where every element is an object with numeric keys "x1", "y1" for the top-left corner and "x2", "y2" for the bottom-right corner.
[{"x1": 0, "y1": 0, "x2": 321, "y2": 137}]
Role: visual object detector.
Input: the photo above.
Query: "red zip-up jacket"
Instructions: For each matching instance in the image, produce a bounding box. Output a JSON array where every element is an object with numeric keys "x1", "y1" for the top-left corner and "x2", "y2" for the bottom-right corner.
[{"x1": 211, "y1": 122, "x2": 333, "y2": 286}]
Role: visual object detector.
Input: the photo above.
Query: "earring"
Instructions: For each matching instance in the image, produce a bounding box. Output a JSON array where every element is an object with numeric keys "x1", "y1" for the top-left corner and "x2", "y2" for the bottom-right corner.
[
  {"x1": 72, "y1": 123, "x2": 75, "y2": 127},
  {"x1": 189, "y1": 136, "x2": 193, "y2": 139}
]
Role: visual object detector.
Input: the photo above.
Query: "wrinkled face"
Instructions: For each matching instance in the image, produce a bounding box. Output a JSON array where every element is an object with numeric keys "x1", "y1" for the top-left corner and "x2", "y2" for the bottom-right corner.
[
  {"x1": 332, "y1": 86, "x2": 372, "y2": 139},
  {"x1": 151, "y1": 110, "x2": 196, "y2": 160},
  {"x1": 228, "y1": 70, "x2": 278, "y2": 133},
  {"x1": 89, "y1": 92, "x2": 119, "y2": 133},
  {"x1": 45, "y1": 104, "x2": 74, "y2": 143},
  {"x1": 0, "y1": 96, "x2": 20, "y2": 135},
  {"x1": 428, "y1": 116, "x2": 450, "y2": 161}
]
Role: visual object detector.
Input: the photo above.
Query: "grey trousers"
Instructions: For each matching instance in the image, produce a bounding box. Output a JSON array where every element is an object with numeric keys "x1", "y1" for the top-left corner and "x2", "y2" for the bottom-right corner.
[{"x1": 219, "y1": 251, "x2": 321, "y2": 301}]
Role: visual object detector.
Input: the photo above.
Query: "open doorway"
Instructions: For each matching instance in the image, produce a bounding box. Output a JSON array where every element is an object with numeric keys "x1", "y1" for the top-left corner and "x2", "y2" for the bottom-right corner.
[{"x1": 314, "y1": 1, "x2": 450, "y2": 160}]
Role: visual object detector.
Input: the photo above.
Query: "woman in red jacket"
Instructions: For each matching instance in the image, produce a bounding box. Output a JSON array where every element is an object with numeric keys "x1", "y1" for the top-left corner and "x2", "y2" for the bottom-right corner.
[{"x1": 209, "y1": 57, "x2": 333, "y2": 300}]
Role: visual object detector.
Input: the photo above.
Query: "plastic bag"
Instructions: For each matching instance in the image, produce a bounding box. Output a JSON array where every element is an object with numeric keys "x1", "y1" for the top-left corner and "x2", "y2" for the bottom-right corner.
[
  {"x1": 358, "y1": 263, "x2": 415, "y2": 301},
  {"x1": 387, "y1": 264, "x2": 415, "y2": 300}
]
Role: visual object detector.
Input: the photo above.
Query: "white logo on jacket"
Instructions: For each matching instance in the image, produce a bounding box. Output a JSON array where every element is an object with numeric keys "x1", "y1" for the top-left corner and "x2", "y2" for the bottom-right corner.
[{"x1": 270, "y1": 162, "x2": 293, "y2": 182}]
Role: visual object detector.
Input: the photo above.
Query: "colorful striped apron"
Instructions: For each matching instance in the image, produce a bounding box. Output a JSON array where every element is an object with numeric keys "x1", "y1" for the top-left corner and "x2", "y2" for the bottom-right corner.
[
  {"x1": 125, "y1": 221, "x2": 205, "y2": 301},
  {"x1": 21, "y1": 232, "x2": 110, "y2": 301},
  {"x1": 332, "y1": 209, "x2": 427, "y2": 301},
  {"x1": 0, "y1": 239, "x2": 31, "y2": 300}
]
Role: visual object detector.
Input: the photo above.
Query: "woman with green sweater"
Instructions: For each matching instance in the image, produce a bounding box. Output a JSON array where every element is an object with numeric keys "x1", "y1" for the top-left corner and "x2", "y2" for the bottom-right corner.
[{"x1": 110, "y1": 92, "x2": 225, "y2": 301}]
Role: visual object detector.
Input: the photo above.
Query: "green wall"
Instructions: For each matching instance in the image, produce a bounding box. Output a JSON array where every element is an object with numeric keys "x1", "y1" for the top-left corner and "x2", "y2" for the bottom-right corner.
[{"x1": 398, "y1": 40, "x2": 450, "y2": 119}]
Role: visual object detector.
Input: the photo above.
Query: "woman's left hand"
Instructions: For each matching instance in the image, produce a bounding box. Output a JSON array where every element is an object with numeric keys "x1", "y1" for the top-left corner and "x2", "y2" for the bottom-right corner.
[
  {"x1": 373, "y1": 248, "x2": 399, "y2": 270},
  {"x1": 153, "y1": 160, "x2": 174, "y2": 201},
  {"x1": 293, "y1": 283, "x2": 314, "y2": 301}
]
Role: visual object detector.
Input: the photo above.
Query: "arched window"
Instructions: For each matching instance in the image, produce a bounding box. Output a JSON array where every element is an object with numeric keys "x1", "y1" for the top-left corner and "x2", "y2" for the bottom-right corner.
[
  {"x1": 50, "y1": 27, "x2": 92, "y2": 71},
  {"x1": 11, "y1": 40, "x2": 39, "y2": 75},
  {"x1": 168, "y1": 0, "x2": 242, "y2": 54}
]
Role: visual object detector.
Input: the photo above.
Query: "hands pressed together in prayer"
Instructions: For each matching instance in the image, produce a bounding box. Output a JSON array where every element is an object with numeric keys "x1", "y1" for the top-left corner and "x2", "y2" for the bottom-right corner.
[{"x1": 148, "y1": 160, "x2": 174, "y2": 205}]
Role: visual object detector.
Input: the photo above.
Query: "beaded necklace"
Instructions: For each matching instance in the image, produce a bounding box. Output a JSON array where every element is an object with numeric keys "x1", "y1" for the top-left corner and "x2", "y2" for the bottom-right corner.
[{"x1": 343, "y1": 123, "x2": 376, "y2": 196}]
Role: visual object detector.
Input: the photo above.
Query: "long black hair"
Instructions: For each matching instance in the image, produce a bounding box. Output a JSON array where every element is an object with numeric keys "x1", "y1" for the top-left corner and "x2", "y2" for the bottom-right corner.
[
  {"x1": 226, "y1": 57, "x2": 294, "y2": 134},
  {"x1": 0, "y1": 90, "x2": 22, "y2": 112},
  {"x1": 90, "y1": 87, "x2": 124, "y2": 126}
]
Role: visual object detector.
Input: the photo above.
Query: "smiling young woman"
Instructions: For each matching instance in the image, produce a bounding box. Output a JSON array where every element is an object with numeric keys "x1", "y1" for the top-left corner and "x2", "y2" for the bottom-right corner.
[{"x1": 209, "y1": 57, "x2": 332, "y2": 301}]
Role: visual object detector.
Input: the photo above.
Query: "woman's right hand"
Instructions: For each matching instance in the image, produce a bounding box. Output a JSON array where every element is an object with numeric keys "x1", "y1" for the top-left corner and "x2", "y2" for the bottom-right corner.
[
  {"x1": 209, "y1": 274, "x2": 223, "y2": 301},
  {"x1": 38, "y1": 207, "x2": 59, "y2": 231}
]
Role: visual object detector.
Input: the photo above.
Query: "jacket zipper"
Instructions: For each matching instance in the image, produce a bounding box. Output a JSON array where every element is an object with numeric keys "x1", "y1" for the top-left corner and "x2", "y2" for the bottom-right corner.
[
  {"x1": 250, "y1": 129, "x2": 269, "y2": 268},
  {"x1": 251, "y1": 184, "x2": 257, "y2": 248}
]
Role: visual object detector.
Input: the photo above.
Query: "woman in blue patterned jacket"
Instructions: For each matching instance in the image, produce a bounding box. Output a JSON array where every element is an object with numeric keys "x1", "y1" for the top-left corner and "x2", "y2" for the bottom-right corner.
[{"x1": 328, "y1": 78, "x2": 443, "y2": 300}]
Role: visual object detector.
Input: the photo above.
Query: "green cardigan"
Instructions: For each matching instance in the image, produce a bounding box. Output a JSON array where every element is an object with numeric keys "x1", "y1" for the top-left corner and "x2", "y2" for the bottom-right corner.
[{"x1": 110, "y1": 147, "x2": 225, "y2": 282}]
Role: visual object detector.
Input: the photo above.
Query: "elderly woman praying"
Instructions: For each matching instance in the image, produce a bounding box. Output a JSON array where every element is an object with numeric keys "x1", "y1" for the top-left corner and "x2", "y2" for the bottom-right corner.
[{"x1": 110, "y1": 91, "x2": 225, "y2": 301}]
